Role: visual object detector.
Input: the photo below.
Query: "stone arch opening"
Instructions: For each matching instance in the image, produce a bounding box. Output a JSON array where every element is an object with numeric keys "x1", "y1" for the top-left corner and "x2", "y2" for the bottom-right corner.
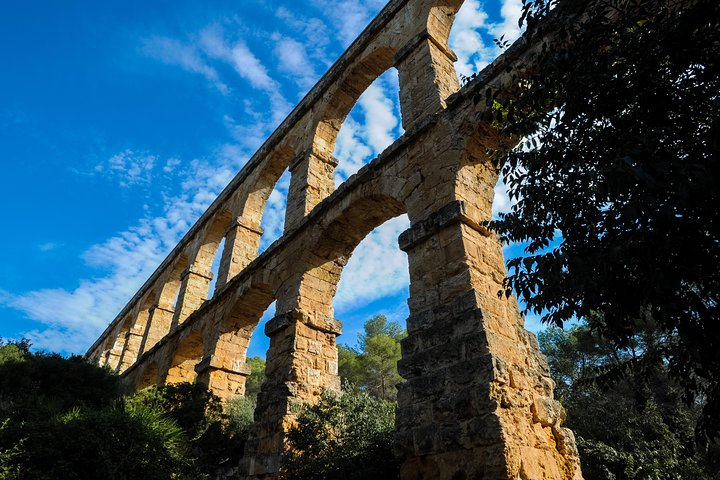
[
  {"x1": 201, "y1": 284, "x2": 275, "y2": 400},
  {"x1": 313, "y1": 46, "x2": 398, "y2": 178},
  {"x1": 207, "y1": 237, "x2": 226, "y2": 299},
  {"x1": 333, "y1": 68, "x2": 403, "y2": 186},
  {"x1": 119, "y1": 292, "x2": 157, "y2": 369},
  {"x1": 196, "y1": 210, "x2": 234, "y2": 279},
  {"x1": 165, "y1": 329, "x2": 204, "y2": 385},
  {"x1": 108, "y1": 315, "x2": 132, "y2": 372},
  {"x1": 298, "y1": 193, "x2": 408, "y2": 328},
  {"x1": 167, "y1": 254, "x2": 189, "y2": 314},
  {"x1": 333, "y1": 213, "x2": 411, "y2": 334},
  {"x1": 136, "y1": 361, "x2": 159, "y2": 390},
  {"x1": 258, "y1": 170, "x2": 291, "y2": 253}
]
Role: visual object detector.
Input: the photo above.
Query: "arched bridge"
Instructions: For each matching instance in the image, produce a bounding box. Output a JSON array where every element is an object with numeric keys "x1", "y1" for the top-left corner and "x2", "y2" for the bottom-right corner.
[{"x1": 86, "y1": 0, "x2": 584, "y2": 478}]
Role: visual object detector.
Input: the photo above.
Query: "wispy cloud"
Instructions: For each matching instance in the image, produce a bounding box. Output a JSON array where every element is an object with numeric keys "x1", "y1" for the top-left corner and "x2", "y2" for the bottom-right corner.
[
  {"x1": 275, "y1": 7, "x2": 331, "y2": 65},
  {"x1": 450, "y1": 0, "x2": 524, "y2": 79},
  {"x1": 309, "y1": 0, "x2": 384, "y2": 47},
  {"x1": 272, "y1": 34, "x2": 318, "y2": 93},
  {"x1": 142, "y1": 36, "x2": 229, "y2": 94},
  {"x1": 94, "y1": 149, "x2": 157, "y2": 187},
  {"x1": 199, "y1": 26, "x2": 292, "y2": 125},
  {"x1": 38, "y1": 242, "x2": 62, "y2": 253},
  {"x1": 1, "y1": 145, "x2": 247, "y2": 354}
]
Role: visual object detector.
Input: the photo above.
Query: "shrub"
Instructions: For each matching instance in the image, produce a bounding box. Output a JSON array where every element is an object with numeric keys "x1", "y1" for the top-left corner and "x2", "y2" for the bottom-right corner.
[{"x1": 280, "y1": 385, "x2": 399, "y2": 480}]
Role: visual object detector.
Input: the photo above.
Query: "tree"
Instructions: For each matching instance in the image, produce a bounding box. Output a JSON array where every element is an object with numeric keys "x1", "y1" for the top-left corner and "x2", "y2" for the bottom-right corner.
[
  {"x1": 538, "y1": 322, "x2": 719, "y2": 479},
  {"x1": 488, "y1": 0, "x2": 720, "y2": 437},
  {"x1": 338, "y1": 315, "x2": 404, "y2": 401},
  {"x1": 0, "y1": 339, "x2": 247, "y2": 479},
  {"x1": 0, "y1": 339, "x2": 195, "y2": 479},
  {"x1": 280, "y1": 386, "x2": 399, "y2": 480},
  {"x1": 244, "y1": 356, "x2": 266, "y2": 400}
]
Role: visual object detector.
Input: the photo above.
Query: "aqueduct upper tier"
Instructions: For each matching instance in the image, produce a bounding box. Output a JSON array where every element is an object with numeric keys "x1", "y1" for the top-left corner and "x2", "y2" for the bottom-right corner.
[{"x1": 86, "y1": 0, "x2": 584, "y2": 478}]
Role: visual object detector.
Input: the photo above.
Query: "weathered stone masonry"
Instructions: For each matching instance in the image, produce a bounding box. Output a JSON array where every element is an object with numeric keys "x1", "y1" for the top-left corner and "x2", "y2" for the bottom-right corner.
[{"x1": 86, "y1": 0, "x2": 584, "y2": 478}]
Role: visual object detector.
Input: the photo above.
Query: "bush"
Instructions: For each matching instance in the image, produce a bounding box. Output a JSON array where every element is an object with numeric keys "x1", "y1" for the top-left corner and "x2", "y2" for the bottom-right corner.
[
  {"x1": 0, "y1": 403, "x2": 192, "y2": 480},
  {"x1": 280, "y1": 385, "x2": 399, "y2": 480},
  {"x1": 0, "y1": 339, "x2": 119, "y2": 421},
  {"x1": 0, "y1": 339, "x2": 251, "y2": 479},
  {"x1": 126, "y1": 382, "x2": 246, "y2": 474}
]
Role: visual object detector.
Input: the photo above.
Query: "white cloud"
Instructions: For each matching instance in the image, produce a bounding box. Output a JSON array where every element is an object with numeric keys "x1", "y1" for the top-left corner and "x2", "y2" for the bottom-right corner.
[
  {"x1": 95, "y1": 149, "x2": 156, "y2": 187},
  {"x1": 163, "y1": 158, "x2": 181, "y2": 173},
  {"x1": 272, "y1": 35, "x2": 318, "y2": 93},
  {"x1": 489, "y1": 0, "x2": 524, "y2": 44},
  {"x1": 1, "y1": 145, "x2": 248, "y2": 354},
  {"x1": 142, "y1": 36, "x2": 229, "y2": 94},
  {"x1": 358, "y1": 80, "x2": 399, "y2": 153},
  {"x1": 450, "y1": 0, "x2": 525, "y2": 79},
  {"x1": 492, "y1": 179, "x2": 514, "y2": 217},
  {"x1": 334, "y1": 214, "x2": 410, "y2": 311}
]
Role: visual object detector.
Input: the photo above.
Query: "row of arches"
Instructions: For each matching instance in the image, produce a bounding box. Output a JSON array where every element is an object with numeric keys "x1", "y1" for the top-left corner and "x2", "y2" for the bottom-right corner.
[
  {"x1": 89, "y1": 0, "x2": 469, "y2": 378},
  {"x1": 84, "y1": 0, "x2": 588, "y2": 478}
]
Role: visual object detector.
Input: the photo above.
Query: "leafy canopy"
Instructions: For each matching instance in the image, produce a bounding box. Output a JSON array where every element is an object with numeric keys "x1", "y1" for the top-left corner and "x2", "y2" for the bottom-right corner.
[
  {"x1": 338, "y1": 315, "x2": 404, "y2": 401},
  {"x1": 488, "y1": 0, "x2": 720, "y2": 437},
  {"x1": 280, "y1": 385, "x2": 399, "y2": 480},
  {"x1": 538, "y1": 322, "x2": 719, "y2": 479}
]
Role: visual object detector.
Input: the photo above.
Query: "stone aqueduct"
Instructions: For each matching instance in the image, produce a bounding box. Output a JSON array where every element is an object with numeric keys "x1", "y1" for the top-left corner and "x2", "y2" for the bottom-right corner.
[{"x1": 86, "y1": 0, "x2": 583, "y2": 478}]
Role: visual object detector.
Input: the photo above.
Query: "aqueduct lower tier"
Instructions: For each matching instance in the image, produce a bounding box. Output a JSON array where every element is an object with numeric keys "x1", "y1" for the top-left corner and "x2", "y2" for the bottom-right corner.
[{"x1": 86, "y1": 0, "x2": 584, "y2": 478}]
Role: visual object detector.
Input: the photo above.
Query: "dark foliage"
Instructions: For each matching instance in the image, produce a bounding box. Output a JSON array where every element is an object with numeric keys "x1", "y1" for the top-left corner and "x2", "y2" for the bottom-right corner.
[
  {"x1": 539, "y1": 323, "x2": 719, "y2": 479},
  {"x1": 280, "y1": 385, "x2": 400, "y2": 480},
  {"x1": 0, "y1": 339, "x2": 248, "y2": 479},
  {"x1": 127, "y1": 382, "x2": 246, "y2": 473},
  {"x1": 487, "y1": 0, "x2": 720, "y2": 438},
  {"x1": 0, "y1": 338, "x2": 119, "y2": 420}
]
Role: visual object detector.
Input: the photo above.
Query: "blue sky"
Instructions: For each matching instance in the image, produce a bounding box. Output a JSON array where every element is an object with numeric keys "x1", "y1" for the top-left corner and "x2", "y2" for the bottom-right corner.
[{"x1": 0, "y1": 0, "x2": 536, "y2": 358}]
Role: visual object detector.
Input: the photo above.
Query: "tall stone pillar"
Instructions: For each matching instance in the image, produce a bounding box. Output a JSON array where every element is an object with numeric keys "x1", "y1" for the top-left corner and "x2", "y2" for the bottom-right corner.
[
  {"x1": 396, "y1": 201, "x2": 583, "y2": 480},
  {"x1": 216, "y1": 217, "x2": 264, "y2": 290},
  {"x1": 172, "y1": 265, "x2": 213, "y2": 326},
  {"x1": 240, "y1": 309, "x2": 341, "y2": 479},
  {"x1": 284, "y1": 150, "x2": 338, "y2": 232},
  {"x1": 395, "y1": 31, "x2": 460, "y2": 130}
]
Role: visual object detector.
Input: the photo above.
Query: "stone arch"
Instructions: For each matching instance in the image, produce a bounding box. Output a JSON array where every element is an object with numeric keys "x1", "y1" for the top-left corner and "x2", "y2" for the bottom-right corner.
[
  {"x1": 283, "y1": 47, "x2": 400, "y2": 233},
  {"x1": 195, "y1": 209, "x2": 235, "y2": 279},
  {"x1": 118, "y1": 291, "x2": 157, "y2": 370},
  {"x1": 218, "y1": 145, "x2": 296, "y2": 280},
  {"x1": 428, "y1": 0, "x2": 465, "y2": 47},
  {"x1": 241, "y1": 146, "x2": 295, "y2": 231},
  {"x1": 173, "y1": 211, "x2": 233, "y2": 325},
  {"x1": 288, "y1": 193, "x2": 408, "y2": 319},
  {"x1": 136, "y1": 361, "x2": 159, "y2": 390},
  {"x1": 197, "y1": 283, "x2": 276, "y2": 400},
  {"x1": 107, "y1": 315, "x2": 132, "y2": 372},
  {"x1": 313, "y1": 46, "x2": 398, "y2": 162},
  {"x1": 139, "y1": 256, "x2": 187, "y2": 354},
  {"x1": 164, "y1": 329, "x2": 205, "y2": 385}
]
